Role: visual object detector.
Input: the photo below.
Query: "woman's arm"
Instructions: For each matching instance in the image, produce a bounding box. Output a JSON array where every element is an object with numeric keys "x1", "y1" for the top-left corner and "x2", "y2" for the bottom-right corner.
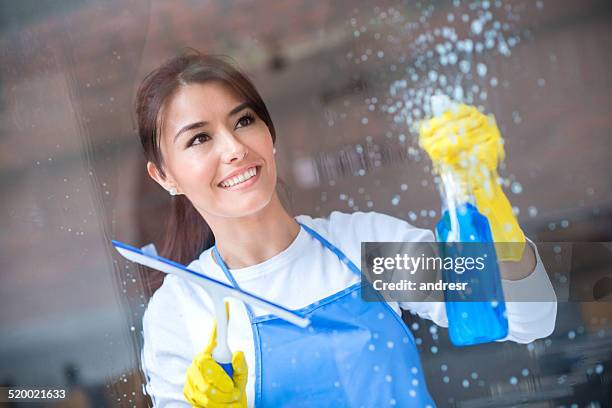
[
  {"x1": 141, "y1": 275, "x2": 208, "y2": 408},
  {"x1": 401, "y1": 237, "x2": 557, "y2": 343},
  {"x1": 497, "y1": 238, "x2": 558, "y2": 343},
  {"x1": 499, "y1": 242, "x2": 536, "y2": 281},
  {"x1": 142, "y1": 307, "x2": 193, "y2": 408},
  {"x1": 331, "y1": 210, "x2": 558, "y2": 343}
]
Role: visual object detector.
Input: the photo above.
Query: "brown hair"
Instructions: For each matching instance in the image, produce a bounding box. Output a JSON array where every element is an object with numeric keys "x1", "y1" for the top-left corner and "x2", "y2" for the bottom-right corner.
[{"x1": 135, "y1": 49, "x2": 277, "y2": 266}]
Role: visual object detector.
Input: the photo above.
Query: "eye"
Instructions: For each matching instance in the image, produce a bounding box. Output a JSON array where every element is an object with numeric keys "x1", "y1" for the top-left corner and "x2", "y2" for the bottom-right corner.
[
  {"x1": 188, "y1": 133, "x2": 210, "y2": 147},
  {"x1": 236, "y1": 113, "x2": 255, "y2": 129}
]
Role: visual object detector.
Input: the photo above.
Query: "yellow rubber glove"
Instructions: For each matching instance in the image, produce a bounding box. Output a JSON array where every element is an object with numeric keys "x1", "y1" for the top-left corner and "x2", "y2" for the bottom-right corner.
[
  {"x1": 183, "y1": 305, "x2": 248, "y2": 408},
  {"x1": 419, "y1": 103, "x2": 525, "y2": 261}
]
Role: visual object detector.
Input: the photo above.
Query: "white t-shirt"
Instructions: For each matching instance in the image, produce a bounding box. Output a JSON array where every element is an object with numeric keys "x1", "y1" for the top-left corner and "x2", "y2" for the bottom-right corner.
[{"x1": 141, "y1": 211, "x2": 557, "y2": 407}]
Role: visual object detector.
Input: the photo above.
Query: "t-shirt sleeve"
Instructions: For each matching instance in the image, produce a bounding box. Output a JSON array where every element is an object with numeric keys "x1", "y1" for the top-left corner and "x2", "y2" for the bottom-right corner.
[
  {"x1": 402, "y1": 239, "x2": 557, "y2": 344},
  {"x1": 496, "y1": 238, "x2": 557, "y2": 343},
  {"x1": 401, "y1": 241, "x2": 558, "y2": 343},
  {"x1": 141, "y1": 277, "x2": 195, "y2": 408}
]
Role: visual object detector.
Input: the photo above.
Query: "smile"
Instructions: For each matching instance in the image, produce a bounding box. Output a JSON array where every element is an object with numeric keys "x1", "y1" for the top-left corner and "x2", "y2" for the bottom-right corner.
[{"x1": 218, "y1": 166, "x2": 260, "y2": 190}]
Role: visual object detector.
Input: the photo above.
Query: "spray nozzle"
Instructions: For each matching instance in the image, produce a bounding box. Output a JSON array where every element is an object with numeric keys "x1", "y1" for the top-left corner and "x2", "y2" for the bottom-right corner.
[{"x1": 431, "y1": 94, "x2": 453, "y2": 117}]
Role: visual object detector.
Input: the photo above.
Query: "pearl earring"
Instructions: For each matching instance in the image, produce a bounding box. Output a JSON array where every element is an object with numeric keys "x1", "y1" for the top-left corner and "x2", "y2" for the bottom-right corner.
[
  {"x1": 169, "y1": 187, "x2": 177, "y2": 196},
  {"x1": 273, "y1": 147, "x2": 277, "y2": 155}
]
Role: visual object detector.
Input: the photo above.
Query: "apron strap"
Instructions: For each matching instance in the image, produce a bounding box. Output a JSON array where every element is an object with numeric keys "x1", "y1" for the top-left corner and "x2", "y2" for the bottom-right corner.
[
  {"x1": 212, "y1": 245, "x2": 241, "y2": 289},
  {"x1": 297, "y1": 222, "x2": 362, "y2": 277}
]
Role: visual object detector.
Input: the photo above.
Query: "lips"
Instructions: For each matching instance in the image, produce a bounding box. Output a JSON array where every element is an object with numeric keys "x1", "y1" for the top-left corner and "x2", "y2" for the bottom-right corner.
[
  {"x1": 218, "y1": 165, "x2": 261, "y2": 188},
  {"x1": 218, "y1": 164, "x2": 257, "y2": 185}
]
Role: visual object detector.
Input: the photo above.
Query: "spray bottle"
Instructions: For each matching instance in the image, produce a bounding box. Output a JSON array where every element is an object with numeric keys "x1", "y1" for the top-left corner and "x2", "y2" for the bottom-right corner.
[{"x1": 430, "y1": 95, "x2": 508, "y2": 346}]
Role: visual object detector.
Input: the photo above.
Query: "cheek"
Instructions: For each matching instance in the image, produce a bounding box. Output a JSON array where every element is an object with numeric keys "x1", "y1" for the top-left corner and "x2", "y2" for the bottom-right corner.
[
  {"x1": 253, "y1": 128, "x2": 275, "y2": 159},
  {"x1": 175, "y1": 152, "x2": 217, "y2": 188}
]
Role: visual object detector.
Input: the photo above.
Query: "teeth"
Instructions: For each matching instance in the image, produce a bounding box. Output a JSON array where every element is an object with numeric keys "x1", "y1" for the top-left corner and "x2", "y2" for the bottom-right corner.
[{"x1": 221, "y1": 167, "x2": 257, "y2": 188}]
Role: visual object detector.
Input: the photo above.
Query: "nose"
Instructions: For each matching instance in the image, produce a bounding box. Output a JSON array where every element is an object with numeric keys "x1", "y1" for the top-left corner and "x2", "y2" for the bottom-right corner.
[{"x1": 219, "y1": 129, "x2": 248, "y2": 164}]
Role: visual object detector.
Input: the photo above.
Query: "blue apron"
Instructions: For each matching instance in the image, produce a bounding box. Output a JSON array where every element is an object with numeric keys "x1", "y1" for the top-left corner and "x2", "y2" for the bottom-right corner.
[{"x1": 213, "y1": 222, "x2": 436, "y2": 408}]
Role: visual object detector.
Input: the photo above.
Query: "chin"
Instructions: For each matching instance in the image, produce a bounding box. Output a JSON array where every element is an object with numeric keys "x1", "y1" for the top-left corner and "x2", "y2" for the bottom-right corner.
[{"x1": 225, "y1": 190, "x2": 275, "y2": 218}]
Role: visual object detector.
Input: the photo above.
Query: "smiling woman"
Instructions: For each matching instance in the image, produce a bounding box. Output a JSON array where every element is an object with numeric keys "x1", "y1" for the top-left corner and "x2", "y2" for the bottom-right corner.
[
  {"x1": 135, "y1": 49, "x2": 556, "y2": 408},
  {"x1": 135, "y1": 50, "x2": 278, "y2": 265}
]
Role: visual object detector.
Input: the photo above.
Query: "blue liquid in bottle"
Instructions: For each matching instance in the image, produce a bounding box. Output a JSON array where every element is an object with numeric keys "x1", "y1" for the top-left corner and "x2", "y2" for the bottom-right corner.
[{"x1": 436, "y1": 201, "x2": 508, "y2": 346}]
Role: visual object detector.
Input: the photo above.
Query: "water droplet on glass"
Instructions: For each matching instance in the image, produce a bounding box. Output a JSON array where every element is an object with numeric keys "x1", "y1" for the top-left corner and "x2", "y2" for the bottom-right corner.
[
  {"x1": 477, "y1": 63, "x2": 488, "y2": 77},
  {"x1": 528, "y1": 206, "x2": 538, "y2": 217},
  {"x1": 471, "y1": 19, "x2": 484, "y2": 35}
]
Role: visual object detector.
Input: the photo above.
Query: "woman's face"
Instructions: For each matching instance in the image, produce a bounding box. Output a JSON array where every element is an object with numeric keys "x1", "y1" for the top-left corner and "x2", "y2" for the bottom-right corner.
[{"x1": 148, "y1": 81, "x2": 277, "y2": 219}]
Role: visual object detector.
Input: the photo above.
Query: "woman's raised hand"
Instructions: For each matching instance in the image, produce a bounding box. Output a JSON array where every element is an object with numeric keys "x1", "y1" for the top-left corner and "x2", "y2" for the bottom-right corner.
[{"x1": 419, "y1": 102, "x2": 526, "y2": 261}]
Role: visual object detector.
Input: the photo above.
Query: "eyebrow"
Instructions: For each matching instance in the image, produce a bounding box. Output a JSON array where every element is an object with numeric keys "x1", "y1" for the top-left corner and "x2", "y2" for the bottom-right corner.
[{"x1": 173, "y1": 102, "x2": 251, "y2": 143}]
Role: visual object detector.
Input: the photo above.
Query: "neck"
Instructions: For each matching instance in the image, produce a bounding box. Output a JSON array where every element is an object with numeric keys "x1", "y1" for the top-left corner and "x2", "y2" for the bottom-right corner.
[{"x1": 205, "y1": 192, "x2": 300, "y2": 269}]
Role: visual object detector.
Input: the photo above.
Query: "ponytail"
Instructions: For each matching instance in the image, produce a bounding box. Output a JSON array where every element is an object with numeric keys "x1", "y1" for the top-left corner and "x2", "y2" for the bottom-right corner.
[{"x1": 160, "y1": 195, "x2": 214, "y2": 265}]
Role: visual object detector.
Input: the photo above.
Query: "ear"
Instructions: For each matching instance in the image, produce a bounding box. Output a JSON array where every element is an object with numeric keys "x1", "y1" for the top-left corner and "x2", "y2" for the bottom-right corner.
[{"x1": 147, "y1": 161, "x2": 178, "y2": 193}]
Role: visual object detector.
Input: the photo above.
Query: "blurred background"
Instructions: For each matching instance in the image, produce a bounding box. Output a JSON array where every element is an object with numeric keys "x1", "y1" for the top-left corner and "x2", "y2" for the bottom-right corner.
[{"x1": 1, "y1": 0, "x2": 611, "y2": 406}]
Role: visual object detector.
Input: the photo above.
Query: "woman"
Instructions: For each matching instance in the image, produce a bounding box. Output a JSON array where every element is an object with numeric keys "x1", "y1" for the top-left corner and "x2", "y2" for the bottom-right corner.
[{"x1": 138, "y1": 50, "x2": 557, "y2": 407}]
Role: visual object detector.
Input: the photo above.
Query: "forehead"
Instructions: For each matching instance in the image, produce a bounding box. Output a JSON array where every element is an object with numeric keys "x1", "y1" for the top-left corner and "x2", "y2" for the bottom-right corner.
[{"x1": 161, "y1": 81, "x2": 243, "y2": 135}]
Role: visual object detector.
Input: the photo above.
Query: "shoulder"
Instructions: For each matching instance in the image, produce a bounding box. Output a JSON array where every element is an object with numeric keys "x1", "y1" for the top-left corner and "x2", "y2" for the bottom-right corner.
[
  {"x1": 296, "y1": 211, "x2": 434, "y2": 265},
  {"x1": 297, "y1": 210, "x2": 433, "y2": 242}
]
